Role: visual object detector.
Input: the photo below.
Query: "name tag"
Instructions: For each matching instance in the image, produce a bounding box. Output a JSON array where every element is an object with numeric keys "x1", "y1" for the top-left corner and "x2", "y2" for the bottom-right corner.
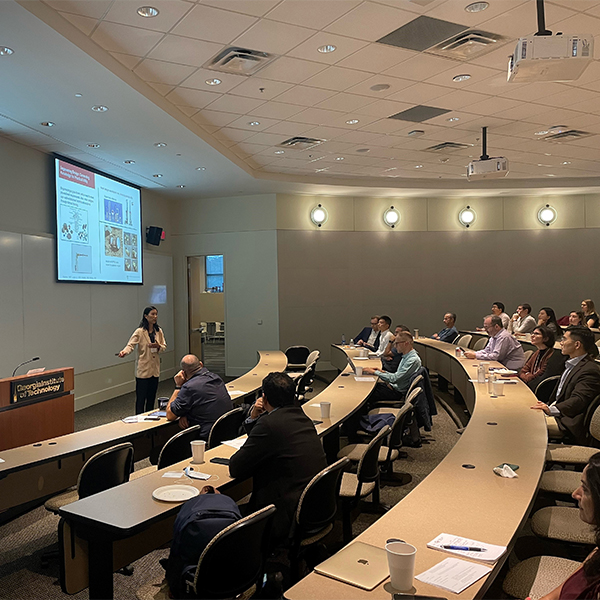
[{"x1": 151, "y1": 348, "x2": 158, "y2": 353}]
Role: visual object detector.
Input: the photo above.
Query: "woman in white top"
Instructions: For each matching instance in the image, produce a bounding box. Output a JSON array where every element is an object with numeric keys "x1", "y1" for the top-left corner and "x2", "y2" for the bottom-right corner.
[{"x1": 119, "y1": 306, "x2": 167, "y2": 414}]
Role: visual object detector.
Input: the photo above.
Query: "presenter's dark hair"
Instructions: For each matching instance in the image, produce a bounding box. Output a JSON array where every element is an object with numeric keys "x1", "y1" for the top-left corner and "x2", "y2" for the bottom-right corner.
[
  {"x1": 262, "y1": 372, "x2": 295, "y2": 407},
  {"x1": 139, "y1": 306, "x2": 161, "y2": 331},
  {"x1": 492, "y1": 301, "x2": 505, "y2": 312},
  {"x1": 583, "y1": 452, "x2": 600, "y2": 576},
  {"x1": 566, "y1": 325, "x2": 599, "y2": 358},
  {"x1": 534, "y1": 325, "x2": 555, "y2": 349}
]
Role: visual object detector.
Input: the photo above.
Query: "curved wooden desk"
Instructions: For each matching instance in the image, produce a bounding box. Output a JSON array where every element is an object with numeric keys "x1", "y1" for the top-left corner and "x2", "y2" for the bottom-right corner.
[
  {"x1": 0, "y1": 350, "x2": 285, "y2": 516},
  {"x1": 286, "y1": 339, "x2": 548, "y2": 600}
]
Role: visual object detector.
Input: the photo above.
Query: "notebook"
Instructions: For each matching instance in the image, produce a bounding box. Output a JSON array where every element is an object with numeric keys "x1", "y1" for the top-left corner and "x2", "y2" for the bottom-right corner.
[{"x1": 314, "y1": 542, "x2": 389, "y2": 590}]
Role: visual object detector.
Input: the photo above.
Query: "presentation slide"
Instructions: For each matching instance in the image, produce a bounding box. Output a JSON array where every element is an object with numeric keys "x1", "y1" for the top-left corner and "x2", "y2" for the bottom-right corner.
[{"x1": 55, "y1": 157, "x2": 143, "y2": 283}]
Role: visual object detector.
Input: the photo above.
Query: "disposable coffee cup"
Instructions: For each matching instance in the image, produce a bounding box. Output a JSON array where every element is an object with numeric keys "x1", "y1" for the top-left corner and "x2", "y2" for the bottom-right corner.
[
  {"x1": 414, "y1": 329, "x2": 419, "y2": 339},
  {"x1": 355, "y1": 366, "x2": 363, "y2": 376},
  {"x1": 360, "y1": 348, "x2": 368, "y2": 358},
  {"x1": 191, "y1": 440, "x2": 206, "y2": 464},
  {"x1": 320, "y1": 401, "x2": 331, "y2": 419},
  {"x1": 386, "y1": 541, "x2": 416, "y2": 591},
  {"x1": 492, "y1": 380, "x2": 505, "y2": 397}
]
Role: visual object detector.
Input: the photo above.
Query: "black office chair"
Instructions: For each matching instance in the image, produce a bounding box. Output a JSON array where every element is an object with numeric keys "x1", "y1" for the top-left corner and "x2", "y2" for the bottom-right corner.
[
  {"x1": 207, "y1": 408, "x2": 245, "y2": 450},
  {"x1": 288, "y1": 458, "x2": 350, "y2": 583},
  {"x1": 295, "y1": 362, "x2": 317, "y2": 405},
  {"x1": 339, "y1": 425, "x2": 390, "y2": 544},
  {"x1": 285, "y1": 346, "x2": 311, "y2": 371},
  {"x1": 182, "y1": 504, "x2": 277, "y2": 599},
  {"x1": 157, "y1": 425, "x2": 203, "y2": 469},
  {"x1": 534, "y1": 375, "x2": 561, "y2": 404}
]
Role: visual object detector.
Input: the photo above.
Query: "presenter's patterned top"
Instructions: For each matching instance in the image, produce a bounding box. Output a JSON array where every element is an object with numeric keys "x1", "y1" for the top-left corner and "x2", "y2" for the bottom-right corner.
[{"x1": 121, "y1": 327, "x2": 167, "y2": 378}]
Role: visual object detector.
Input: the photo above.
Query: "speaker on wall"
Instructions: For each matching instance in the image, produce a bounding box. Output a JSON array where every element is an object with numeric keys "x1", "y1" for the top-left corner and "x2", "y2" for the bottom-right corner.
[{"x1": 146, "y1": 226, "x2": 163, "y2": 246}]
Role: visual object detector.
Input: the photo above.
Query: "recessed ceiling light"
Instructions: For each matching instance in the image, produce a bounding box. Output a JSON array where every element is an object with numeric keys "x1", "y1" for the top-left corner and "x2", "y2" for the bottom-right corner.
[
  {"x1": 544, "y1": 153, "x2": 552, "y2": 156},
  {"x1": 440, "y1": 157, "x2": 449, "y2": 163},
  {"x1": 548, "y1": 125, "x2": 567, "y2": 135},
  {"x1": 176, "y1": 185, "x2": 185, "y2": 188},
  {"x1": 335, "y1": 157, "x2": 344, "y2": 161},
  {"x1": 154, "y1": 142, "x2": 167, "y2": 147},
  {"x1": 91, "y1": 105, "x2": 108, "y2": 112},
  {"x1": 459, "y1": 206, "x2": 476, "y2": 227},
  {"x1": 317, "y1": 44, "x2": 336, "y2": 53},
  {"x1": 248, "y1": 121, "x2": 260, "y2": 126},
  {"x1": 447, "y1": 117, "x2": 460, "y2": 122},
  {"x1": 383, "y1": 207, "x2": 400, "y2": 228},
  {"x1": 561, "y1": 161, "x2": 571, "y2": 165},
  {"x1": 384, "y1": 167, "x2": 397, "y2": 172},
  {"x1": 87, "y1": 143, "x2": 100, "y2": 148},
  {"x1": 538, "y1": 204, "x2": 557, "y2": 225},
  {"x1": 546, "y1": 173, "x2": 555, "y2": 177},
  {"x1": 197, "y1": 167, "x2": 206, "y2": 171},
  {"x1": 75, "y1": 93, "x2": 83, "y2": 98},
  {"x1": 408, "y1": 129, "x2": 424, "y2": 137},
  {"x1": 537, "y1": 163, "x2": 551, "y2": 167},
  {"x1": 40, "y1": 121, "x2": 55, "y2": 127},
  {"x1": 205, "y1": 78, "x2": 221, "y2": 86},
  {"x1": 137, "y1": 6, "x2": 159, "y2": 17},
  {"x1": 370, "y1": 83, "x2": 391, "y2": 92},
  {"x1": 153, "y1": 174, "x2": 163, "y2": 178},
  {"x1": 356, "y1": 148, "x2": 370, "y2": 153},
  {"x1": 465, "y1": 2, "x2": 489, "y2": 13},
  {"x1": 452, "y1": 74, "x2": 471, "y2": 82},
  {"x1": 535, "y1": 130, "x2": 549, "y2": 136},
  {"x1": 124, "y1": 160, "x2": 135, "y2": 164},
  {"x1": 346, "y1": 119, "x2": 359, "y2": 125},
  {"x1": 274, "y1": 150, "x2": 284, "y2": 155},
  {"x1": 315, "y1": 167, "x2": 330, "y2": 173},
  {"x1": 0, "y1": 47, "x2": 14, "y2": 56}
]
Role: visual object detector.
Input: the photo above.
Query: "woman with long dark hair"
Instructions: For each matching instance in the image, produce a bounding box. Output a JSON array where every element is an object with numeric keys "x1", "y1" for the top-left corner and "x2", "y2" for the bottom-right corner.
[
  {"x1": 539, "y1": 452, "x2": 600, "y2": 598},
  {"x1": 538, "y1": 306, "x2": 561, "y2": 338},
  {"x1": 119, "y1": 306, "x2": 166, "y2": 414},
  {"x1": 518, "y1": 325, "x2": 565, "y2": 391}
]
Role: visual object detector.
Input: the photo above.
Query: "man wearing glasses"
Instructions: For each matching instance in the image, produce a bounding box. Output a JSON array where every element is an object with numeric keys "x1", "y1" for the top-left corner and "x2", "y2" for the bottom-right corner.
[{"x1": 355, "y1": 315, "x2": 380, "y2": 349}]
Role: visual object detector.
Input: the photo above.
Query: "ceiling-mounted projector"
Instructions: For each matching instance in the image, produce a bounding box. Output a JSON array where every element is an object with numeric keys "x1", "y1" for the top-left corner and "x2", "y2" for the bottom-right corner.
[
  {"x1": 466, "y1": 127, "x2": 509, "y2": 182},
  {"x1": 508, "y1": 34, "x2": 593, "y2": 82}
]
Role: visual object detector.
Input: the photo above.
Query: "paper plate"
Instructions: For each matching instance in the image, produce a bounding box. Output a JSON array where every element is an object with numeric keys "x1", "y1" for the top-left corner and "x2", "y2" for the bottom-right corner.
[
  {"x1": 493, "y1": 369, "x2": 518, "y2": 375},
  {"x1": 353, "y1": 357, "x2": 368, "y2": 360},
  {"x1": 152, "y1": 485, "x2": 200, "y2": 502}
]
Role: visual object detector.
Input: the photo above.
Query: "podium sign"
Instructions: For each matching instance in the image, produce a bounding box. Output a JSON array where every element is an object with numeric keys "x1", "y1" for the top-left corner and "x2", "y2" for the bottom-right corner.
[{"x1": 11, "y1": 371, "x2": 65, "y2": 404}]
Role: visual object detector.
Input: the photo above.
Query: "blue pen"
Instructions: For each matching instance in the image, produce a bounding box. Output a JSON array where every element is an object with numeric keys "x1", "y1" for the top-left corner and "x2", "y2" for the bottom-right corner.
[{"x1": 442, "y1": 545, "x2": 487, "y2": 552}]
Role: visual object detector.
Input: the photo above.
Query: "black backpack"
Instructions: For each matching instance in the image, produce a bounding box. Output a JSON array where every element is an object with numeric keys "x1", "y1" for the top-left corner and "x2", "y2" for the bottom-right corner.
[{"x1": 166, "y1": 492, "x2": 241, "y2": 598}]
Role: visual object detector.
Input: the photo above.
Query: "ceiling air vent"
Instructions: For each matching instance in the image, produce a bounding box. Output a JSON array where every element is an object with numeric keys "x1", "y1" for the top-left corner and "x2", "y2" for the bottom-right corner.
[
  {"x1": 203, "y1": 47, "x2": 276, "y2": 76},
  {"x1": 542, "y1": 129, "x2": 593, "y2": 142},
  {"x1": 427, "y1": 29, "x2": 508, "y2": 60},
  {"x1": 425, "y1": 142, "x2": 471, "y2": 152},
  {"x1": 278, "y1": 136, "x2": 326, "y2": 150}
]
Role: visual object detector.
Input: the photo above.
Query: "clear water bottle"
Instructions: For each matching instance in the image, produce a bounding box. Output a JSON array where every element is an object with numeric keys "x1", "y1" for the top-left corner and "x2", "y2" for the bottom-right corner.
[
  {"x1": 350, "y1": 338, "x2": 354, "y2": 346},
  {"x1": 341, "y1": 334, "x2": 346, "y2": 346},
  {"x1": 477, "y1": 363, "x2": 485, "y2": 384}
]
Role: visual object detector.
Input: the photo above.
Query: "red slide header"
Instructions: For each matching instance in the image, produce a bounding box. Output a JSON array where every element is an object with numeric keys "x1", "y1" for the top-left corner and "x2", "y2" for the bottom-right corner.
[{"x1": 58, "y1": 161, "x2": 95, "y2": 188}]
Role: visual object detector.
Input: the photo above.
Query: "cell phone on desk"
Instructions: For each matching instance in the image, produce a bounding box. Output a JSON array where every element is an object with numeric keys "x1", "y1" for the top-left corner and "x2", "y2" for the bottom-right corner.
[{"x1": 210, "y1": 457, "x2": 230, "y2": 466}]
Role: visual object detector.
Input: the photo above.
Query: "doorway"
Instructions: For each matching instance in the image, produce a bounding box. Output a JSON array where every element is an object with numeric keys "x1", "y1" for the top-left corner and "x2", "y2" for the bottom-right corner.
[{"x1": 187, "y1": 255, "x2": 225, "y2": 376}]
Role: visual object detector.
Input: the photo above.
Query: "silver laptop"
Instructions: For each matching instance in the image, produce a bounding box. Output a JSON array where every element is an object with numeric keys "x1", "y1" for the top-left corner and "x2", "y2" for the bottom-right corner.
[
  {"x1": 347, "y1": 356, "x2": 357, "y2": 374},
  {"x1": 314, "y1": 541, "x2": 389, "y2": 590}
]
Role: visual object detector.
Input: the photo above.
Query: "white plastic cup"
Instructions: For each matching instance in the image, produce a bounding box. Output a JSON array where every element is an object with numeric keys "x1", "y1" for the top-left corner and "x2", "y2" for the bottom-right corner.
[
  {"x1": 356, "y1": 365, "x2": 363, "y2": 376},
  {"x1": 360, "y1": 348, "x2": 368, "y2": 358},
  {"x1": 386, "y1": 541, "x2": 416, "y2": 591},
  {"x1": 191, "y1": 440, "x2": 206, "y2": 464},
  {"x1": 320, "y1": 401, "x2": 331, "y2": 419},
  {"x1": 492, "y1": 380, "x2": 505, "y2": 397},
  {"x1": 414, "y1": 329, "x2": 419, "y2": 339}
]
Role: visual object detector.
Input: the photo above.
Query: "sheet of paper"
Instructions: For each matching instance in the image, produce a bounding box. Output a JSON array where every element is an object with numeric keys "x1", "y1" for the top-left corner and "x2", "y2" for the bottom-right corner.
[
  {"x1": 228, "y1": 390, "x2": 245, "y2": 397},
  {"x1": 310, "y1": 403, "x2": 321, "y2": 408},
  {"x1": 222, "y1": 438, "x2": 247, "y2": 450},
  {"x1": 427, "y1": 533, "x2": 506, "y2": 563},
  {"x1": 353, "y1": 357, "x2": 368, "y2": 360},
  {"x1": 416, "y1": 558, "x2": 492, "y2": 594},
  {"x1": 122, "y1": 415, "x2": 144, "y2": 423},
  {"x1": 355, "y1": 376, "x2": 376, "y2": 382},
  {"x1": 162, "y1": 471, "x2": 184, "y2": 478},
  {"x1": 0, "y1": 458, "x2": 4, "y2": 463}
]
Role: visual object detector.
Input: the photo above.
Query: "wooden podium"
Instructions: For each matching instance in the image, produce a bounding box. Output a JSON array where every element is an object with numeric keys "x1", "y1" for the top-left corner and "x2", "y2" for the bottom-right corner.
[{"x1": 0, "y1": 367, "x2": 75, "y2": 452}]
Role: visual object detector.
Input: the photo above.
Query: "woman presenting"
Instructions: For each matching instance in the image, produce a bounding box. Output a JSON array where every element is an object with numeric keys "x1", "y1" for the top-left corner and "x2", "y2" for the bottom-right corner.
[{"x1": 119, "y1": 306, "x2": 166, "y2": 414}]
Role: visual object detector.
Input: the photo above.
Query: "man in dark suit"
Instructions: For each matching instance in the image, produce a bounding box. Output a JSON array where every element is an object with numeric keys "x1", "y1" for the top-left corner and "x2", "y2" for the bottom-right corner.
[
  {"x1": 229, "y1": 372, "x2": 327, "y2": 546},
  {"x1": 532, "y1": 326, "x2": 600, "y2": 444},
  {"x1": 354, "y1": 315, "x2": 380, "y2": 348}
]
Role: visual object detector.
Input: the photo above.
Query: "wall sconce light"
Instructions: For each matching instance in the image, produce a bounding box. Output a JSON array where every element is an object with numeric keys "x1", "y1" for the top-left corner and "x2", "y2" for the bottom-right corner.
[
  {"x1": 383, "y1": 206, "x2": 400, "y2": 228},
  {"x1": 538, "y1": 204, "x2": 557, "y2": 226},
  {"x1": 458, "y1": 206, "x2": 476, "y2": 228},
  {"x1": 310, "y1": 204, "x2": 328, "y2": 227}
]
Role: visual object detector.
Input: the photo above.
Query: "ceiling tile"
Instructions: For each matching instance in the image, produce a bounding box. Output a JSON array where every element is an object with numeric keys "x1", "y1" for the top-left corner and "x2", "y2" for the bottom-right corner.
[
  {"x1": 264, "y1": 0, "x2": 360, "y2": 29},
  {"x1": 287, "y1": 31, "x2": 369, "y2": 65},
  {"x1": 355, "y1": 99, "x2": 414, "y2": 118},
  {"x1": 228, "y1": 77, "x2": 294, "y2": 100},
  {"x1": 109, "y1": 52, "x2": 143, "y2": 69},
  {"x1": 256, "y1": 57, "x2": 328, "y2": 84},
  {"x1": 91, "y1": 21, "x2": 165, "y2": 55},
  {"x1": 146, "y1": 82, "x2": 176, "y2": 96},
  {"x1": 250, "y1": 101, "x2": 306, "y2": 119},
  {"x1": 273, "y1": 85, "x2": 338, "y2": 107},
  {"x1": 357, "y1": 118, "x2": 412, "y2": 134},
  {"x1": 334, "y1": 130, "x2": 387, "y2": 144},
  {"x1": 324, "y1": 113, "x2": 380, "y2": 129},
  {"x1": 345, "y1": 74, "x2": 414, "y2": 98},
  {"x1": 387, "y1": 82, "x2": 448, "y2": 105},
  {"x1": 244, "y1": 131, "x2": 289, "y2": 146},
  {"x1": 213, "y1": 127, "x2": 257, "y2": 142},
  {"x1": 302, "y1": 66, "x2": 372, "y2": 92},
  {"x1": 148, "y1": 35, "x2": 222, "y2": 67},
  {"x1": 431, "y1": 0, "x2": 528, "y2": 24},
  {"x1": 537, "y1": 87, "x2": 599, "y2": 108},
  {"x1": 232, "y1": 19, "x2": 316, "y2": 55},
  {"x1": 134, "y1": 59, "x2": 197, "y2": 85},
  {"x1": 438, "y1": 89, "x2": 489, "y2": 110},
  {"x1": 200, "y1": 0, "x2": 280, "y2": 17},
  {"x1": 263, "y1": 121, "x2": 316, "y2": 135},
  {"x1": 465, "y1": 96, "x2": 522, "y2": 116},
  {"x1": 569, "y1": 97, "x2": 600, "y2": 115},
  {"x1": 60, "y1": 12, "x2": 97, "y2": 36},
  {"x1": 171, "y1": 4, "x2": 257, "y2": 43},
  {"x1": 290, "y1": 107, "x2": 349, "y2": 125},
  {"x1": 301, "y1": 126, "x2": 350, "y2": 140},
  {"x1": 325, "y1": 2, "x2": 416, "y2": 42},
  {"x1": 44, "y1": 0, "x2": 113, "y2": 19},
  {"x1": 384, "y1": 52, "x2": 460, "y2": 81},
  {"x1": 205, "y1": 94, "x2": 266, "y2": 114},
  {"x1": 179, "y1": 69, "x2": 247, "y2": 93},
  {"x1": 337, "y1": 43, "x2": 417, "y2": 73},
  {"x1": 425, "y1": 63, "x2": 503, "y2": 89},
  {"x1": 192, "y1": 110, "x2": 241, "y2": 127},
  {"x1": 226, "y1": 115, "x2": 281, "y2": 131},
  {"x1": 464, "y1": 74, "x2": 517, "y2": 96},
  {"x1": 103, "y1": 0, "x2": 194, "y2": 33},
  {"x1": 166, "y1": 87, "x2": 221, "y2": 108},
  {"x1": 315, "y1": 92, "x2": 377, "y2": 112},
  {"x1": 177, "y1": 106, "x2": 199, "y2": 117}
]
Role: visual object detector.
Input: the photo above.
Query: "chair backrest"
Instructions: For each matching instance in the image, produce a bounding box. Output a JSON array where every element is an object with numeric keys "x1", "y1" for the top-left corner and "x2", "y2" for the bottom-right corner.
[
  {"x1": 457, "y1": 334, "x2": 472, "y2": 349},
  {"x1": 285, "y1": 345, "x2": 311, "y2": 367},
  {"x1": 356, "y1": 425, "x2": 390, "y2": 485},
  {"x1": 523, "y1": 349, "x2": 534, "y2": 362},
  {"x1": 157, "y1": 425, "x2": 203, "y2": 470},
  {"x1": 406, "y1": 372, "x2": 424, "y2": 399},
  {"x1": 387, "y1": 400, "x2": 416, "y2": 453},
  {"x1": 584, "y1": 394, "x2": 600, "y2": 444},
  {"x1": 77, "y1": 442, "x2": 134, "y2": 499},
  {"x1": 192, "y1": 504, "x2": 276, "y2": 598},
  {"x1": 534, "y1": 375, "x2": 561, "y2": 404},
  {"x1": 596, "y1": 339, "x2": 600, "y2": 349},
  {"x1": 589, "y1": 399, "x2": 600, "y2": 442},
  {"x1": 207, "y1": 408, "x2": 245, "y2": 450},
  {"x1": 473, "y1": 337, "x2": 487, "y2": 351},
  {"x1": 293, "y1": 457, "x2": 350, "y2": 536},
  {"x1": 306, "y1": 350, "x2": 320, "y2": 368},
  {"x1": 451, "y1": 334, "x2": 461, "y2": 345},
  {"x1": 295, "y1": 363, "x2": 317, "y2": 403}
]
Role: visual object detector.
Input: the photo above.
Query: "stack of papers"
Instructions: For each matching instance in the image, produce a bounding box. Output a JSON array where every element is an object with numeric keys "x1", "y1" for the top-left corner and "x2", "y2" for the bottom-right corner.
[
  {"x1": 228, "y1": 390, "x2": 245, "y2": 397},
  {"x1": 355, "y1": 376, "x2": 376, "y2": 382},
  {"x1": 122, "y1": 415, "x2": 145, "y2": 423},
  {"x1": 416, "y1": 558, "x2": 492, "y2": 594},
  {"x1": 222, "y1": 438, "x2": 247, "y2": 450},
  {"x1": 427, "y1": 533, "x2": 506, "y2": 562}
]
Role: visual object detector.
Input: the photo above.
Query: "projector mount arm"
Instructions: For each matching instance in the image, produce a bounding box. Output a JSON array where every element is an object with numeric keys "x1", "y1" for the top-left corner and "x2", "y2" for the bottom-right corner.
[
  {"x1": 535, "y1": 0, "x2": 552, "y2": 36},
  {"x1": 479, "y1": 127, "x2": 489, "y2": 161}
]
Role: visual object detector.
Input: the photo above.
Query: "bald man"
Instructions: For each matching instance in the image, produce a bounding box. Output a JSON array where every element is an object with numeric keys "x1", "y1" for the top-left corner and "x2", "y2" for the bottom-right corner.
[{"x1": 166, "y1": 354, "x2": 233, "y2": 438}]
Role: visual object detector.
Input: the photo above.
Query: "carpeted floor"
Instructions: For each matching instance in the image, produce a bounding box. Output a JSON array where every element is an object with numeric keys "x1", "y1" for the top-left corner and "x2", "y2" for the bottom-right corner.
[{"x1": 0, "y1": 370, "x2": 463, "y2": 600}]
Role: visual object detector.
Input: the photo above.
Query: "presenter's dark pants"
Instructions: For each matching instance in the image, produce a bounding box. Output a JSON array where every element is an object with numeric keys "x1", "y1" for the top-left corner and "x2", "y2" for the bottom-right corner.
[{"x1": 136, "y1": 376, "x2": 159, "y2": 414}]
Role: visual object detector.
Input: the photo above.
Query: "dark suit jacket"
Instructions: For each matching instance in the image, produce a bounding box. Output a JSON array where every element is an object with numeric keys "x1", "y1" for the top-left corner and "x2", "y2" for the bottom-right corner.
[
  {"x1": 229, "y1": 405, "x2": 327, "y2": 545},
  {"x1": 550, "y1": 355, "x2": 600, "y2": 445},
  {"x1": 355, "y1": 326, "x2": 376, "y2": 346}
]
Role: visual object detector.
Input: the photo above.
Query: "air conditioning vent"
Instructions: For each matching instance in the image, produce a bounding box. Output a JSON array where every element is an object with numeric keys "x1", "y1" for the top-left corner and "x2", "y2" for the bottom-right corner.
[
  {"x1": 428, "y1": 29, "x2": 508, "y2": 60},
  {"x1": 541, "y1": 129, "x2": 593, "y2": 142},
  {"x1": 203, "y1": 47, "x2": 276, "y2": 76},
  {"x1": 425, "y1": 142, "x2": 471, "y2": 152},
  {"x1": 278, "y1": 137, "x2": 326, "y2": 150}
]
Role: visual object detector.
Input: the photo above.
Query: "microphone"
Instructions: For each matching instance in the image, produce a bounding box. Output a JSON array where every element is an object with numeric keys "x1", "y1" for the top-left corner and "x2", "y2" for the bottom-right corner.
[{"x1": 13, "y1": 357, "x2": 40, "y2": 377}]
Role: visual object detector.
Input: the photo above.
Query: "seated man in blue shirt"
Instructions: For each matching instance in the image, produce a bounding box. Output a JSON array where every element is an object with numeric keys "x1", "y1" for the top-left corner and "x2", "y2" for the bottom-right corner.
[
  {"x1": 364, "y1": 331, "x2": 422, "y2": 404},
  {"x1": 432, "y1": 312, "x2": 458, "y2": 343},
  {"x1": 381, "y1": 324, "x2": 410, "y2": 373},
  {"x1": 166, "y1": 354, "x2": 233, "y2": 439}
]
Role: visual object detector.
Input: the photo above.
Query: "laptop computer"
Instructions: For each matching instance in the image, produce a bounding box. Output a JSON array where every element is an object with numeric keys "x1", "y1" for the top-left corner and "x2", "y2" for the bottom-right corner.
[
  {"x1": 314, "y1": 541, "x2": 389, "y2": 590},
  {"x1": 347, "y1": 356, "x2": 357, "y2": 374}
]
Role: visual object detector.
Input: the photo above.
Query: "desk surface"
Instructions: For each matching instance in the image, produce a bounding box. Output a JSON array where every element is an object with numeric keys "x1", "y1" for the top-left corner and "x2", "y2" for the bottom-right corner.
[{"x1": 286, "y1": 339, "x2": 548, "y2": 600}]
